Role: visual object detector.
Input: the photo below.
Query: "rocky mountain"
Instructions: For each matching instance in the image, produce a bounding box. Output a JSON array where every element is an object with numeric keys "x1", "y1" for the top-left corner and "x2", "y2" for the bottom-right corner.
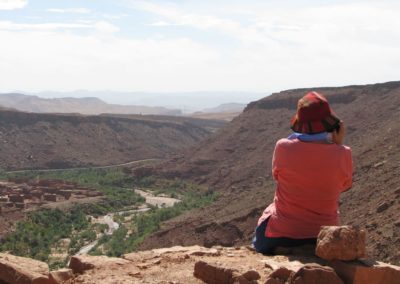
[
  {"x1": 0, "y1": 93, "x2": 181, "y2": 115},
  {"x1": 137, "y1": 81, "x2": 400, "y2": 265},
  {"x1": 0, "y1": 110, "x2": 225, "y2": 171}
]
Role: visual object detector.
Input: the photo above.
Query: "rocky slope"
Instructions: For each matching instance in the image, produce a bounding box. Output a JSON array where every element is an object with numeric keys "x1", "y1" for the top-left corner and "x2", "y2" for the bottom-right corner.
[
  {"x1": 0, "y1": 110, "x2": 225, "y2": 170},
  {"x1": 0, "y1": 93, "x2": 181, "y2": 115},
  {"x1": 1, "y1": 228, "x2": 400, "y2": 284},
  {"x1": 137, "y1": 81, "x2": 400, "y2": 265}
]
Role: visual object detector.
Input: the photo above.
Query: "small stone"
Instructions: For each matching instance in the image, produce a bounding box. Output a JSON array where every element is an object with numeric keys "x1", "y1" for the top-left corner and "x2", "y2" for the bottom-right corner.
[
  {"x1": 193, "y1": 260, "x2": 236, "y2": 284},
  {"x1": 268, "y1": 267, "x2": 293, "y2": 281},
  {"x1": 376, "y1": 202, "x2": 390, "y2": 213},
  {"x1": 241, "y1": 269, "x2": 260, "y2": 281},
  {"x1": 316, "y1": 226, "x2": 366, "y2": 261},
  {"x1": 290, "y1": 264, "x2": 343, "y2": 284},
  {"x1": 49, "y1": 268, "x2": 73, "y2": 284},
  {"x1": 152, "y1": 258, "x2": 161, "y2": 265},
  {"x1": 128, "y1": 271, "x2": 142, "y2": 278},
  {"x1": 137, "y1": 264, "x2": 148, "y2": 269},
  {"x1": 373, "y1": 161, "x2": 386, "y2": 168}
]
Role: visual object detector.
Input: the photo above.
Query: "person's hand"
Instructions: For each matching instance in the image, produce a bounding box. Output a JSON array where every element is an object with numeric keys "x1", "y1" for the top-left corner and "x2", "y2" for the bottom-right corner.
[{"x1": 332, "y1": 121, "x2": 345, "y2": 145}]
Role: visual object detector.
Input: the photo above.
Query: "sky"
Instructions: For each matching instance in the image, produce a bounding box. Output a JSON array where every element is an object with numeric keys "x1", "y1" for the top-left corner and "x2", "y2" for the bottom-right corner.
[{"x1": 0, "y1": 0, "x2": 400, "y2": 105}]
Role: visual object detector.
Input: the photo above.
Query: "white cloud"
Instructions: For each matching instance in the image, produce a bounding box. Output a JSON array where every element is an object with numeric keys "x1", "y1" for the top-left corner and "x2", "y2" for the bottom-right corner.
[
  {"x1": 132, "y1": 1, "x2": 275, "y2": 45},
  {"x1": 1, "y1": 1, "x2": 400, "y2": 93},
  {"x1": 149, "y1": 21, "x2": 176, "y2": 27},
  {"x1": 0, "y1": 21, "x2": 90, "y2": 31},
  {"x1": 0, "y1": 20, "x2": 119, "y2": 34},
  {"x1": 46, "y1": 8, "x2": 91, "y2": 14},
  {"x1": 94, "y1": 21, "x2": 120, "y2": 34},
  {"x1": 124, "y1": 0, "x2": 400, "y2": 91},
  {"x1": 0, "y1": 0, "x2": 27, "y2": 10},
  {"x1": 0, "y1": 29, "x2": 218, "y2": 92}
]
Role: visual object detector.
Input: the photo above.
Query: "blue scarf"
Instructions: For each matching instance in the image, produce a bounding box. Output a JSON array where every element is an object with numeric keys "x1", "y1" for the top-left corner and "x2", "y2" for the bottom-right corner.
[{"x1": 287, "y1": 132, "x2": 329, "y2": 142}]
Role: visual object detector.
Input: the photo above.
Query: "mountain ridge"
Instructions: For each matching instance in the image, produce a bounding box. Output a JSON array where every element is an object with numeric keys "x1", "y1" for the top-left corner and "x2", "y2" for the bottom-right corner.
[
  {"x1": 0, "y1": 93, "x2": 182, "y2": 116},
  {"x1": 0, "y1": 109, "x2": 225, "y2": 171}
]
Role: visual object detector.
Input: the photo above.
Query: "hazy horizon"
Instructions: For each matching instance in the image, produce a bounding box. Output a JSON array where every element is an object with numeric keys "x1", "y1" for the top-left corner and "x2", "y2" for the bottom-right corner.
[
  {"x1": 0, "y1": 90, "x2": 267, "y2": 112},
  {"x1": 1, "y1": 0, "x2": 399, "y2": 103}
]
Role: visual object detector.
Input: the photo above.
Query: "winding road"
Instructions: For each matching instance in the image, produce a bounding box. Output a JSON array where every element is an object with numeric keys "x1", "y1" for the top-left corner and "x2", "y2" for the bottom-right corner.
[
  {"x1": 75, "y1": 214, "x2": 120, "y2": 256},
  {"x1": 6, "y1": 158, "x2": 161, "y2": 174}
]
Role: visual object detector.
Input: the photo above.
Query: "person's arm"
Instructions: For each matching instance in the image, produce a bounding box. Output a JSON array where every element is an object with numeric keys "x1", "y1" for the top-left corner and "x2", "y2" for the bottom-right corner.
[
  {"x1": 341, "y1": 148, "x2": 353, "y2": 192},
  {"x1": 272, "y1": 141, "x2": 282, "y2": 181},
  {"x1": 332, "y1": 121, "x2": 345, "y2": 145},
  {"x1": 333, "y1": 122, "x2": 352, "y2": 192}
]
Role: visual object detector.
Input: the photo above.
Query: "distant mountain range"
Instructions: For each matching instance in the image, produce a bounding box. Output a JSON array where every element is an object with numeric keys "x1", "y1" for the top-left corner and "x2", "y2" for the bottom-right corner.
[
  {"x1": 188, "y1": 103, "x2": 247, "y2": 121},
  {"x1": 0, "y1": 93, "x2": 181, "y2": 115},
  {"x1": 27, "y1": 90, "x2": 265, "y2": 112},
  {"x1": 200, "y1": 103, "x2": 246, "y2": 113}
]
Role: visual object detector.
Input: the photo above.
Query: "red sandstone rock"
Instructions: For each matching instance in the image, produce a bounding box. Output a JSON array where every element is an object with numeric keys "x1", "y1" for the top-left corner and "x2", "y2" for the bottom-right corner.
[
  {"x1": 49, "y1": 268, "x2": 73, "y2": 284},
  {"x1": 329, "y1": 259, "x2": 400, "y2": 284},
  {"x1": 265, "y1": 267, "x2": 294, "y2": 283},
  {"x1": 193, "y1": 260, "x2": 236, "y2": 284},
  {"x1": 69, "y1": 255, "x2": 130, "y2": 274},
  {"x1": 0, "y1": 253, "x2": 50, "y2": 284},
  {"x1": 241, "y1": 269, "x2": 260, "y2": 281},
  {"x1": 289, "y1": 264, "x2": 343, "y2": 284},
  {"x1": 316, "y1": 226, "x2": 366, "y2": 261}
]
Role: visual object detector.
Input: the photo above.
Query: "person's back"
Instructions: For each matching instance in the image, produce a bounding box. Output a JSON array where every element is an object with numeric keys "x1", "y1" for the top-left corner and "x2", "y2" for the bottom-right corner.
[
  {"x1": 253, "y1": 91, "x2": 353, "y2": 254},
  {"x1": 265, "y1": 138, "x2": 352, "y2": 238}
]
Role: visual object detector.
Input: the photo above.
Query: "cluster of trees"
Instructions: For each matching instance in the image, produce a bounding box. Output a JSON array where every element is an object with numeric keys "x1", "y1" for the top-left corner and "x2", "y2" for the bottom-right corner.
[{"x1": 0, "y1": 207, "x2": 88, "y2": 262}]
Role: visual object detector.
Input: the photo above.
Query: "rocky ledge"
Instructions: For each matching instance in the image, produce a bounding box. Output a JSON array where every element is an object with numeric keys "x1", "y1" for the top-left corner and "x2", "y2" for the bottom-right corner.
[{"x1": 0, "y1": 226, "x2": 399, "y2": 283}]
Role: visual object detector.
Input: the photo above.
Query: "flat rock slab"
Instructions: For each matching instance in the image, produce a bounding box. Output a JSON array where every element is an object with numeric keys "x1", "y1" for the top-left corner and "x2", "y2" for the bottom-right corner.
[
  {"x1": 69, "y1": 255, "x2": 131, "y2": 274},
  {"x1": 329, "y1": 259, "x2": 400, "y2": 284},
  {"x1": 0, "y1": 253, "x2": 49, "y2": 284}
]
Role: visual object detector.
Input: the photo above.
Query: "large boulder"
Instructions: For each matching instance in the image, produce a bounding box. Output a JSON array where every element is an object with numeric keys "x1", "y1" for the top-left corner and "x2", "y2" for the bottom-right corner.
[
  {"x1": 0, "y1": 253, "x2": 50, "y2": 284},
  {"x1": 316, "y1": 226, "x2": 366, "y2": 261}
]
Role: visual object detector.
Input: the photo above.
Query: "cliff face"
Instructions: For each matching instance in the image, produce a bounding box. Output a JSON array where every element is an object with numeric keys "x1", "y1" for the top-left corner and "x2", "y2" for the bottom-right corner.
[
  {"x1": 0, "y1": 111, "x2": 225, "y2": 170},
  {"x1": 139, "y1": 81, "x2": 400, "y2": 264}
]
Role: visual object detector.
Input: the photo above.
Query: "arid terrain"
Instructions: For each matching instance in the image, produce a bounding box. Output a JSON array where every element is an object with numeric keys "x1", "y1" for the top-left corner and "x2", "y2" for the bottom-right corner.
[
  {"x1": 136, "y1": 81, "x2": 400, "y2": 265},
  {"x1": 0, "y1": 110, "x2": 225, "y2": 170}
]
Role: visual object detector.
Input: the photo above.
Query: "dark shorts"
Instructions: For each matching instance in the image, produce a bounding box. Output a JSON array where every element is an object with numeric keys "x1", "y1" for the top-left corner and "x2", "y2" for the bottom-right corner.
[{"x1": 252, "y1": 218, "x2": 316, "y2": 254}]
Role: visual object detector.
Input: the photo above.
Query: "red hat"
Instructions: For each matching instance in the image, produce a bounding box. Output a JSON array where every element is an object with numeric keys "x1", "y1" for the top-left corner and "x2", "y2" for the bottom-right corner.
[{"x1": 290, "y1": 92, "x2": 340, "y2": 134}]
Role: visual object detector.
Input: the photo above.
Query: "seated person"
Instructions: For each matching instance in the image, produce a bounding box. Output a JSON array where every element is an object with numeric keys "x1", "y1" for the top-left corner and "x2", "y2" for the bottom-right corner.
[{"x1": 253, "y1": 91, "x2": 353, "y2": 254}]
